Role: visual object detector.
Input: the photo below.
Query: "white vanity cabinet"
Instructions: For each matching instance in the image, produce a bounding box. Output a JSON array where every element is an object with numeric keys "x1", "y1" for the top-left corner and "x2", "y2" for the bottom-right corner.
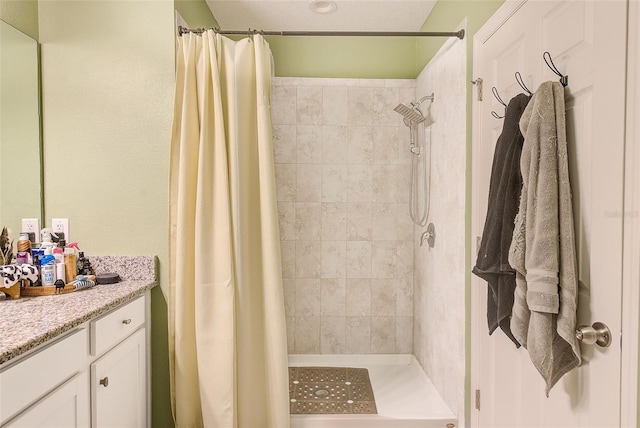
[
  {"x1": 0, "y1": 293, "x2": 149, "y2": 428},
  {"x1": 5, "y1": 372, "x2": 90, "y2": 428},
  {"x1": 90, "y1": 296, "x2": 147, "y2": 428}
]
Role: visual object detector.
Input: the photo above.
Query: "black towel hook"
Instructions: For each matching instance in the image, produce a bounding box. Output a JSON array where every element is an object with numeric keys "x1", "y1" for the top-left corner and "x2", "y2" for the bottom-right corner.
[
  {"x1": 543, "y1": 51, "x2": 568, "y2": 87},
  {"x1": 491, "y1": 86, "x2": 506, "y2": 119},
  {"x1": 515, "y1": 72, "x2": 532, "y2": 96},
  {"x1": 492, "y1": 86, "x2": 507, "y2": 107}
]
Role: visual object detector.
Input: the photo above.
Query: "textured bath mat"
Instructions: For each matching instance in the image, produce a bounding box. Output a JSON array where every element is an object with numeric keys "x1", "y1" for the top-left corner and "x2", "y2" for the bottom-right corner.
[{"x1": 288, "y1": 367, "x2": 378, "y2": 414}]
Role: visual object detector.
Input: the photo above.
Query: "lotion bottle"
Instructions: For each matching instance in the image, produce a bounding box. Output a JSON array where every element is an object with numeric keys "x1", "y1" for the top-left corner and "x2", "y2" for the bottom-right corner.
[{"x1": 41, "y1": 255, "x2": 56, "y2": 287}]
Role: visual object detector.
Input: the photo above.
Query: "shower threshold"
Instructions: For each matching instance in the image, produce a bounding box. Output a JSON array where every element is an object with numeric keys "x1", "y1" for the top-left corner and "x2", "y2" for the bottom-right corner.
[{"x1": 288, "y1": 354, "x2": 457, "y2": 428}]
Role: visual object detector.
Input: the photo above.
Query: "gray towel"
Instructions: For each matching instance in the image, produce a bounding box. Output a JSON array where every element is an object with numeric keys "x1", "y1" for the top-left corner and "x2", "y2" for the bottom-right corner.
[
  {"x1": 509, "y1": 81, "x2": 581, "y2": 396},
  {"x1": 473, "y1": 93, "x2": 530, "y2": 347}
]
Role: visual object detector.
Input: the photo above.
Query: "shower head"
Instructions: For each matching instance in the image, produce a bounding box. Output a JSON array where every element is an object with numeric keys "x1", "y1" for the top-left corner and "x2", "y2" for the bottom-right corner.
[
  {"x1": 394, "y1": 93, "x2": 435, "y2": 126},
  {"x1": 394, "y1": 103, "x2": 425, "y2": 125}
]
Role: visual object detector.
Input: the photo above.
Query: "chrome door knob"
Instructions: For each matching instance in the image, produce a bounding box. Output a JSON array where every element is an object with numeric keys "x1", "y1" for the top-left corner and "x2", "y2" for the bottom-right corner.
[{"x1": 576, "y1": 322, "x2": 611, "y2": 347}]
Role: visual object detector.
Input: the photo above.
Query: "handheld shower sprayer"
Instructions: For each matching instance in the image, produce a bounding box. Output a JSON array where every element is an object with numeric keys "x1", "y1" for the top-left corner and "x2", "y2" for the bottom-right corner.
[{"x1": 393, "y1": 93, "x2": 435, "y2": 227}]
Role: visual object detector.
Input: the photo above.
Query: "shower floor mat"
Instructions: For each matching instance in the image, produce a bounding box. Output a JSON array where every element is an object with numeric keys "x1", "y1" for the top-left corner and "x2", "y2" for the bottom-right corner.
[{"x1": 289, "y1": 367, "x2": 378, "y2": 415}]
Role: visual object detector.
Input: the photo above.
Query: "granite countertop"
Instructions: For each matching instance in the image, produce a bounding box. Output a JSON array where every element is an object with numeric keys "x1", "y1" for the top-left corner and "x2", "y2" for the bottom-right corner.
[{"x1": 0, "y1": 256, "x2": 157, "y2": 366}]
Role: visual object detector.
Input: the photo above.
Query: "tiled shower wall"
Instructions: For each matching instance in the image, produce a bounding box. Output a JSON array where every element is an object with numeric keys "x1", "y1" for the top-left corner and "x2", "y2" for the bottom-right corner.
[
  {"x1": 272, "y1": 77, "x2": 416, "y2": 354},
  {"x1": 412, "y1": 35, "x2": 466, "y2": 417}
]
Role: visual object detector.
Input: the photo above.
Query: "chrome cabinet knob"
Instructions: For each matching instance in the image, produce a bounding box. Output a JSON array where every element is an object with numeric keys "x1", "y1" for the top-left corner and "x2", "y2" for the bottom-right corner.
[
  {"x1": 122, "y1": 319, "x2": 132, "y2": 325},
  {"x1": 576, "y1": 322, "x2": 611, "y2": 347}
]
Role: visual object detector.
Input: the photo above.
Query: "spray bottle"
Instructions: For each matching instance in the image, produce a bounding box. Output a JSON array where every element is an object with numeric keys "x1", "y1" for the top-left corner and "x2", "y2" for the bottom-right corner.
[{"x1": 40, "y1": 228, "x2": 56, "y2": 256}]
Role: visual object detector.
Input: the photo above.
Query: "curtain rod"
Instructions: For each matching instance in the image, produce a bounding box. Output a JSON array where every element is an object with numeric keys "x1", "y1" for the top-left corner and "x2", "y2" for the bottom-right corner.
[{"x1": 177, "y1": 26, "x2": 465, "y2": 40}]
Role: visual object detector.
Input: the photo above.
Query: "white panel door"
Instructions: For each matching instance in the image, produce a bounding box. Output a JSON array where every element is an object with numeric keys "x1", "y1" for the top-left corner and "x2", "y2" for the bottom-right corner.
[{"x1": 471, "y1": 1, "x2": 627, "y2": 427}]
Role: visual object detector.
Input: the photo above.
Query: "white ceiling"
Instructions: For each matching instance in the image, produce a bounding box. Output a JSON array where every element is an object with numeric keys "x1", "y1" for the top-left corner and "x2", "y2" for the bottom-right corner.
[{"x1": 205, "y1": 0, "x2": 438, "y2": 32}]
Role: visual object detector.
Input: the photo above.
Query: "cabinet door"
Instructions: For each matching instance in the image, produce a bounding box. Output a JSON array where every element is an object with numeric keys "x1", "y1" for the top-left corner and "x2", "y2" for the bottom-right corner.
[
  {"x1": 91, "y1": 329, "x2": 146, "y2": 428},
  {"x1": 5, "y1": 371, "x2": 89, "y2": 428}
]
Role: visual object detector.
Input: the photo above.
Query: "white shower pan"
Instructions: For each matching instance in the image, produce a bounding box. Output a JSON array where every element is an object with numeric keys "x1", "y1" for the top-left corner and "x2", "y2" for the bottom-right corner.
[{"x1": 288, "y1": 354, "x2": 457, "y2": 428}]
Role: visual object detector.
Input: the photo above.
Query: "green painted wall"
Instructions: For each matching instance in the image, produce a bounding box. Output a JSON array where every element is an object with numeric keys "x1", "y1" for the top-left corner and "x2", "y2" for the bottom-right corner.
[
  {"x1": 176, "y1": 0, "x2": 416, "y2": 78},
  {"x1": 0, "y1": 0, "x2": 38, "y2": 39},
  {"x1": 268, "y1": 36, "x2": 416, "y2": 78},
  {"x1": 175, "y1": 0, "x2": 218, "y2": 28},
  {"x1": 37, "y1": 2, "x2": 176, "y2": 428}
]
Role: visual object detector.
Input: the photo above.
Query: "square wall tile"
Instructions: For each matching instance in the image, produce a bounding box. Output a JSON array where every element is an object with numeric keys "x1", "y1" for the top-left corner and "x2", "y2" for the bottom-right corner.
[
  {"x1": 286, "y1": 316, "x2": 295, "y2": 352},
  {"x1": 396, "y1": 278, "x2": 413, "y2": 316},
  {"x1": 296, "y1": 279, "x2": 321, "y2": 315},
  {"x1": 346, "y1": 241, "x2": 371, "y2": 278},
  {"x1": 321, "y1": 202, "x2": 346, "y2": 241},
  {"x1": 396, "y1": 241, "x2": 413, "y2": 280},
  {"x1": 321, "y1": 278, "x2": 346, "y2": 316},
  {"x1": 322, "y1": 165, "x2": 347, "y2": 203},
  {"x1": 346, "y1": 317, "x2": 371, "y2": 353},
  {"x1": 280, "y1": 240, "x2": 296, "y2": 279},
  {"x1": 296, "y1": 125, "x2": 322, "y2": 164},
  {"x1": 397, "y1": 205, "x2": 414, "y2": 242},
  {"x1": 321, "y1": 317, "x2": 346, "y2": 354},
  {"x1": 275, "y1": 164, "x2": 296, "y2": 201},
  {"x1": 373, "y1": 127, "x2": 399, "y2": 165},
  {"x1": 347, "y1": 126, "x2": 373, "y2": 165},
  {"x1": 295, "y1": 316, "x2": 320, "y2": 353},
  {"x1": 283, "y1": 279, "x2": 296, "y2": 316},
  {"x1": 396, "y1": 316, "x2": 413, "y2": 353},
  {"x1": 345, "y1": 278, "x2": 371, "y2": 316},
  {"x1": 371, "y1": 279, "x2": 397, "y2": 316},
  {"x1": 321, "y1": 241, "x2": 346, "y2": 279},
  {"x1": 347, "y1": 165, "x2": 372, "y2": 203},
  {"x1": 371, "y1": 241, "x2": 397, "y2": 279},
  {"x1": 346, "y1": 203, "x2": 372, "y2": 241},
  {"x1": 348, "y1": 87, "x2": 374, "y2": 126},
  {"x1": 371, "y1": 317, "x2": 396, "y2": 353},
  {"x1": 278, "y1": 202, "x2": 296, "y2": 241},
  {"x1": 323, "y1": 86, "x2": 348, "y2": 125},
  {"x1": 397, "y1": 167, "x2": 410, "y2": 203},
  {"x1": 373, "y1": 87, "x2": 400, "y2": 127},
  {"x1": 296, "y1": 240, "x2": 321, "y2": 279},
  {"x1": 296, "y1": 164, "x2": 321, "y2": 202},
  {"x1": 297, "y1": 86, "x2": 323, "y2": 125},
  {"x1": 371, "y1": 203, "x2": 397, "y2": 241},
  {"x1": 272, "y1": 85, "x2": 296, "y2": 125},
  {"x1": 273, "y1": 124, "x2": 296, "y2": 164},
  {"x1": 295, "y1": 202, "x2": 321, "y2": 241},
  {"x1": 373, "y1": 165, "x2": 398, "y2": 203},
  {"x1": 322, "y1": 126, "x2": 348, "y2": 164}
]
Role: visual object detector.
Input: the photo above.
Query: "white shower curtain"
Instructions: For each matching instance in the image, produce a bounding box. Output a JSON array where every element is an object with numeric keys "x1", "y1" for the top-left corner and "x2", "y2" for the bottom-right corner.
[{"x1": 168, "y1": 31, "x2": 290, "y2": 428}]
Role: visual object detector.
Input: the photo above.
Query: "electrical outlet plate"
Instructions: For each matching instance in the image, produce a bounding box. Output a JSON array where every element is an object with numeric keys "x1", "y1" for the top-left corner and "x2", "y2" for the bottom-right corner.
[
  {"x1": 51, "y1": 218, "x2": 69, "y2": 242},
  {"x1": 21, "y1": 218, "x2": 40, "y2": 235}
]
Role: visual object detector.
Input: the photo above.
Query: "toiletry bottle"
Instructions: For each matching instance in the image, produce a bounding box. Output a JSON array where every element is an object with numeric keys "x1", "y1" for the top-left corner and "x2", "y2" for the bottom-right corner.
[
  {"x1": 77, "y1": 251, "x2": 94, "y2": 275},
  {"x1": 31, "y1": 247, "x2": 44, "y2": 286},
  {"x1": 40, "y1": 228, "x2": 56, "y2": 256},
  {"x1": 16, "y1": 233, "x2": 32, "y2": 265},
  {"x1": 53, "y1": 247, "x2": 65, "y2": 282},
  {"x1": 64, "y1": 246, "x2": 77, "y2": 283},
  {"x1": 40, "y1": 255, "x2": 56, "y2": 287}
]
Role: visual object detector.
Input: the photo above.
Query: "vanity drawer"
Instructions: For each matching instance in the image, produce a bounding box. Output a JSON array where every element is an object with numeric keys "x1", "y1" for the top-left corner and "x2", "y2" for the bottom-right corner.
[
  {"x1": 90, "y1": 295, "x2": 145, "y2": 356},
  {"x1": 0, "y1": 328, "x2": 87, "y2": 425}
]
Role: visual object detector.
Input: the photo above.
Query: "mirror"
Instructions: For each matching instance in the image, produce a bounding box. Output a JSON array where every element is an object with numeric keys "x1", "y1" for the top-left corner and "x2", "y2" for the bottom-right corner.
[{"x1": 0, "y1": 19, "x2": 43, "y2": 240}]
